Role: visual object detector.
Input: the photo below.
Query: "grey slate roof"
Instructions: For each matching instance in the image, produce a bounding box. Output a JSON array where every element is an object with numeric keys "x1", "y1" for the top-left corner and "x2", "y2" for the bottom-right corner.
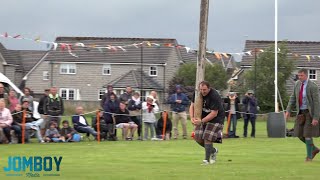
[
  {"x1": 241, "y1": 40, "x2": 320, "y2": 67},
  {"x1": 45, "y1": 37, "x2": 180, "y2": 64},
  {"x1": 103, "y1": 69, "x2": 163, "y2": 90},
  {"x1": 0, "y1": 43, "x2": 47, "y2": 73}
]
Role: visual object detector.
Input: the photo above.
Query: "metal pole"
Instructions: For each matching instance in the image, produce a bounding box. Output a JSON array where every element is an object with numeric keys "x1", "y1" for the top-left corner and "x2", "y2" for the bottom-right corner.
[
  {"x1": 194, "y1": 0, "x2": 210, "y2": 119},
  {"x1": 140, "y1": 44, "x2": 144, "y2": 140},
  {"x1": 254, "y1": 48, "x2": 257, "y2": 97},
  {"x1": 275, "y1": 0, "x2": 278, "y2": 112}
]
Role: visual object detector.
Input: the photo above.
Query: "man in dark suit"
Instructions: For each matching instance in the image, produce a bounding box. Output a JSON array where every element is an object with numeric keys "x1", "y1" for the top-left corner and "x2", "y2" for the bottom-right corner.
[{"x1": 286, "y1": 68, "x2": 320, "y2": 162}]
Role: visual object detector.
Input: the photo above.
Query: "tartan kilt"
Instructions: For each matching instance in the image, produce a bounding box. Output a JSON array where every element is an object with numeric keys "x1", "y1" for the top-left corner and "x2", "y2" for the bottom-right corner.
[
  {"x1": 293, "y1": 112, "x2": 320, "y2": 138},
  {"x1": 194, "y1": 122, "x2": 224, "y2": 143}
]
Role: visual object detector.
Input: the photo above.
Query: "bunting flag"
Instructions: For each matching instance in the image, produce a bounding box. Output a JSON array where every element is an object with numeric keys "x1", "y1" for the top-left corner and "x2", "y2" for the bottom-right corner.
[{"x1": 1, "y1": 32, "x2": 320, "y2": 61}]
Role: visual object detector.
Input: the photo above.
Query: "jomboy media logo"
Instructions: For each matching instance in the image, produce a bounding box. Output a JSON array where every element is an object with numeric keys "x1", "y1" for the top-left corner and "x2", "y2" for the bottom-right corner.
[{"x1": 3, "y1": 156, "x2": 62, "y2": 177}]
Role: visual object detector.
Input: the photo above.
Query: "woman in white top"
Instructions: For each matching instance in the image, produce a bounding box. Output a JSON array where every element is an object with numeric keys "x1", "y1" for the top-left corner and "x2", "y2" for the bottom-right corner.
[{"x1": 142, "y1": 96, "x2": 159, "y2": 140}]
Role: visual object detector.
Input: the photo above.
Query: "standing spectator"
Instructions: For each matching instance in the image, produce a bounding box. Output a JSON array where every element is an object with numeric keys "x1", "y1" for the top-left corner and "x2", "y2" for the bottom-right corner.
[
  {"x1": 286, "y1": 68, "x2": 320, "y2": 161},
  {"x1": 38, "y1": 89, "x2": 50, "y2": 136},
  {"x1": 120, "y1": 86, "x2": 133, "y2": 104},
  {"x1": 100, "y1": 85, "x2": 114, "y2": 108},
  {"x1": 156, "y1": 111, "x2": 172, "y2": 140},
  {"x1": 167, "y1": 85, "x2": 189, "y2": 139},
  {"x1": 128, "y1": 92, "x2": 142, "y2": 140},
  {"x1": 22, "y1": 99, "x2": 44, "y2": 143},
  {"x1": 19, "y1": 87, "x2": 34, "y2": 111},
  {"x1": 72, "y1": 106, "x2": 100, "y2": 138},
  {"x1": 142, "y1": 96, "x2": 159, "y2": 140},
  {"x1": 60, "y1": 120, "x2": 79, "y2": 142},
  {"x1": 225, "y1": 92, "x2": 241, "y2": 138},
  {"x1": 44, "y1": 122, "x2": 64, "y2": 143},
  {"x1": 115, "y1": 102, "x2": 138, "y2": 140},
  {"x1": 43, "y1": 87, "x2": 64, "y2": 128},
  {"x1": 150, "y1": 91, "x2": 160, "y2": 106},
  {"x1": 0, "y1": 83, "x2": 9, "y2": 106},
  {"x1": 8, "y1": 89, "x2": 19, "y2": 112},
  {"x1": 242, "y1": 90, "x2": 258, "y2": 138},
  {"x1": 103, "y1": 93, "x2": 120, "y2": 140},
  {"x1": 0, "y1": 99, "x2": 13, "y2": 143}
]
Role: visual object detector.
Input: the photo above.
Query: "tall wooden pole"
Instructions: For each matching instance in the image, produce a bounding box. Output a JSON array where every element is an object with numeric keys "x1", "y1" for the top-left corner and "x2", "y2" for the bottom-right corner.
[{"x1": 194, "y1": 0, "x2": 210, "y2": 119}]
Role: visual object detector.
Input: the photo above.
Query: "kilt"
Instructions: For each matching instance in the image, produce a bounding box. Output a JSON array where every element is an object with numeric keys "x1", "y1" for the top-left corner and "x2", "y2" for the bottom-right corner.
[
  {"x1": 294, "y1": 110, "x2": 320, "y2": 138},
  {"x1": 194, "y1": 122, "x2": 223, "y2": 143}
]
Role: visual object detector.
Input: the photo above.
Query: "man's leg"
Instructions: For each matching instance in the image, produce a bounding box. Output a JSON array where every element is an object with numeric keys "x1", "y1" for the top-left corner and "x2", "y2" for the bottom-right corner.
[
  {"x1": 250, "y1": 115, "x2": 256, "y2": 137},
  {"x1": 243, "y1": 115, "x2": 249, "y2": 137},
  {"x1": 144, "y1": 123, "x2": 149, "y2": 140},
  {"x1": 150, "y1": 123, "x2": 155, "y2": 138},
  {"x1": 172, "y1": 113, "x2": 179, "y2": 139},
  {"x1": 11, "y1": 125, "x2": 22, "y2": 143},
  {"x1": 232, "y1": 115, "x2": 238, "y2": 136},
  {"x1": 180, "y1": 112, "x2": 188, "y2": 139},
  {"x1": 3, "y1": 127, "x2": 11, "y2": 143},
  {"x1": 305, "y1": 137, "x2": 313, "y2": 160}
]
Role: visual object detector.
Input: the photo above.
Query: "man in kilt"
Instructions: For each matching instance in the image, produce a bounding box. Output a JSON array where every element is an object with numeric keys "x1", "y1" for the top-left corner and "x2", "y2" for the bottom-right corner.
[
  {"x1": 286, "y1": 68, "x2": 320, "y2": 162},
  {"x1": 189, "y1": 81, "x2": 224, "y2": 165}
]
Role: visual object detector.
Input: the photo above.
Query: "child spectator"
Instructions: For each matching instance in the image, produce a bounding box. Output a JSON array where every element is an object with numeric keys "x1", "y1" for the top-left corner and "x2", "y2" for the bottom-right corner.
[
  {"x1": 156, "y1": 111, "x2": 172, "y2": 140},
  {"x1": 60, "y1": 120, "x2": 80, "y2": 142},
  {"x1": 44, "y1": 122, "x2": 64, "y2": 143},
  {"x1": 142, "y1": 96, "x2": 159, "y2": 140}
]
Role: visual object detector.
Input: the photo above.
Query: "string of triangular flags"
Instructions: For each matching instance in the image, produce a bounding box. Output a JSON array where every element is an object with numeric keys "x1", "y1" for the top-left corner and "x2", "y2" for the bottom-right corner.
[{"x1": 0, "y1": 32, "x2": 319, "y2": 61}]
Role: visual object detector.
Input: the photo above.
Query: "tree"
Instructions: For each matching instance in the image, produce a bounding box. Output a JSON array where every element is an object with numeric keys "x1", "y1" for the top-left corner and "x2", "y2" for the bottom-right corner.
[
  {"x1": 244, "y1": 43, "x2": 295, "y2": 112},
  {"x1": 168, "y1": 63, "x2": 229, "y2": 98}
]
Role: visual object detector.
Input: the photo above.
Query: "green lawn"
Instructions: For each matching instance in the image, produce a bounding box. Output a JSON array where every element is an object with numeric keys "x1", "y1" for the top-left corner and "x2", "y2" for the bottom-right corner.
[{"x1": 0, "y1": 119, "x2": 319, "y2": 180}]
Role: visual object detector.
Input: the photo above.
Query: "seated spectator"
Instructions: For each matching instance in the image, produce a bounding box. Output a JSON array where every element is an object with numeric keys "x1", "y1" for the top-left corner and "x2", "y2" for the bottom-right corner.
[
  {"x1": 103, "y1": 93, "x2": 120, "y2": 141},
  {"x1": 8, "y1": 89, "x2": 19, "y2": 112},
  {"x1": 60, "y1": 120, "x2": 80, "y2": 142},
  {"x1": 44, "y1": 122, "x2": 64, "y2": 143},
  {"x1": 0, "y1": 99, "x2": 13, "y2": 144},
  {"x1": 92, "y1": 111, "x2": 108, "y2": 140},
  {"x1": 156, "y1": 111, "x2": 172, "y2": 140},
  {"x1": 72, "y1": 106, "x2": 102, "y2": 139},
  {"x1": 11, "y1": 104, "x2": 24, "y2": 143},
  {"x1": 22, "y1": 99, "x2": 44, "y2": 143},
  {"x1": 115, "y1": 102, "x2": 138, "y2": 140}
]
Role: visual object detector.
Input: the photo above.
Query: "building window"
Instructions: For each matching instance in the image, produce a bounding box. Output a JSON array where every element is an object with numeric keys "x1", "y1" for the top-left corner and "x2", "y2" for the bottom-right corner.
[
  {"x1": 149, "y1": 66, "x2": 157, "y2": 76},
  {"x1": 60, "y1": 88, "x2": 76, "y2": 100},
  {"x1": 102, "y1": 64, "x2": 111, "y2": 75},
  {"x1": 98, "y1": 89, "x2": 106, "y2": 100},
  {"x1": 309, "y1": 69, "x2": 317, "y2": 80},
  {"x1": 60, "y1": 64, "x2": 76, "y2": 74},
  {"x1": 43, "y1": 71, "x2": 49, "y2": 80}
]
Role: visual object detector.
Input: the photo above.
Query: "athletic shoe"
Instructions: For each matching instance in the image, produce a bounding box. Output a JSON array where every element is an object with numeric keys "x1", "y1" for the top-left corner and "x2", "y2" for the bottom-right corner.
[
  {"x1": 210, "y1": 147, "x2": 218, "y2": 164},
  {"x1": 201, "y1": 160, "x2": 209, "y2": 165}
]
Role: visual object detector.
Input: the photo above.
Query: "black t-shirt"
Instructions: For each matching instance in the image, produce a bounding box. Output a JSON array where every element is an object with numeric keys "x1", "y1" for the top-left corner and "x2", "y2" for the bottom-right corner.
[{"x1": 192, "y1": 88, "x2": 225, "y2": 124}]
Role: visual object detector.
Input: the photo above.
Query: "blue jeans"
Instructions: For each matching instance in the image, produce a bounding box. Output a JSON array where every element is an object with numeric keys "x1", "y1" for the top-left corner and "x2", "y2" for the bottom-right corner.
[
  {"x1": 228, "y1": 114, "x2": 238, "y2": 136},
  {"x1": 25, "y1": 119, "x2": 44, "y2": 142},
  {"x1": 76, "y1": 126, "x2": 97, "y2": 137},
  {"x1": 244, "y1": 114, "x2": 256, "y2": 137}
]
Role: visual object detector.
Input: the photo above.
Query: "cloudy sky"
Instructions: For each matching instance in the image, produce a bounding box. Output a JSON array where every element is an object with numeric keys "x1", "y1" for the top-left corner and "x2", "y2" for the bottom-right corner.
[{"x1": 0, "y1": 0, "x2": 319, "y2": 55}]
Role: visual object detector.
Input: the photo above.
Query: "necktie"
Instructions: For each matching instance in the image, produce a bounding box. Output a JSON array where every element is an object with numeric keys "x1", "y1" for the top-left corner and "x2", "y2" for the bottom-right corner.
[{"x1": 299, "y1": 82, "x2": 304, "y2": 107}]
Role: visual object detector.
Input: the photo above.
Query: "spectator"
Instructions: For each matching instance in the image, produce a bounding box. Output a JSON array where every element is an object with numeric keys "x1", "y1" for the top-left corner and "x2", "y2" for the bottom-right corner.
[
  {"x1": 11, "y1": 104, "x2": 24, "y2": 143},
  {"x1": 167, "y1": 85, "x2": 189, "y2": 139},
  {"x1": 38, "y1": 89, "x2": 50, "y2": 136},
  {"x1": 60, "y1": 120, "x2": 80, "y2": 142},
  {"x1": 19, "y1": 87, "x2": 34, "y2": 111},
  {"x1": 0, "y1": 99, "x2": 13, "y2": 144},
  {"x1": 242, "y1": 90, "x2": 258, "y2": 138},
  {"x1": 224, "y1": 92, "x2": 241, "y2": 138},
  {"x1": 103, "y1": 93, "x2": 120, "y2": 140},
  {"x1": 0, "y1": 83, "x2": 9, "y2": 106},
  {"x1": 100, "y1": 85, "x2": 114, "y2": 108},
  {"x1": 128, "y1": 92, "x2": 142, "y2": 140},
  {"x1": 150, "y1": 91, "x2": 160, "y2": 106},
  {"x1": 92, "y1": 112, "x2": 108, "y2": 140},
  {"x1": 22, "y1": 100, "x2": 44, "y2": 143},
  {"x1": 142, "y1": 96, "x2": 159, "y2": 140},
  {"x1": 115, "y1": 102, "x2": 138, "y2": 140},
  {"x1": 43, "y1": 87, "x2": 64, "y2": 128},
  {"x1": 72, "y1": 106, "x2": 100, "y2": 138},
  {"x1": 156, "y1": 111, "x2": 172, "y2": 140},
  {"x1": 8, "y1": 89, "x2": 19, "y2": 112},
  {"x1": 120, "y1": 86, "x2": 133, "y2": 104},
  {"x1": 44, "y1": 122, "x2": 64, "y2": 143}
]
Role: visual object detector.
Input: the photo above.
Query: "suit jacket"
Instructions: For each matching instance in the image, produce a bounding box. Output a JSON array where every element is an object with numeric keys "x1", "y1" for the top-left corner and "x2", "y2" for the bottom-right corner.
[{"x1": 286, "y1": 80, "x2": 320, "y2": 120}]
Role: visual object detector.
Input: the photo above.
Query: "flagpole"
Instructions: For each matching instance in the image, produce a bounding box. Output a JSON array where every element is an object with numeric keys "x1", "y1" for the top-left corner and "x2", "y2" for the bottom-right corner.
[{"x1": 275, "y1": 0, "x2": 278, "y2": 112}]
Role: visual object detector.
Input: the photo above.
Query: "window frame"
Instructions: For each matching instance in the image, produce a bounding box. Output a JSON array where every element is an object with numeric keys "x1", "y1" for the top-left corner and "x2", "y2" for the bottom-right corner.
[
  {"x1": 60, "y1": 64, "x2": 77, "y2": 75},
  {"x1": 149, "y1": 66, "x2": 158, "y2": 76},
  {"x1": 102, "y1": 64, "x2": 112, "y2": 75},
  {"x1": 309, "y1": 69, "x2": 317, "y2": 80},
  {"x1": 60, "y1": 88, "x2": 77, "y2": 100},
  {"x1": 42, "y1": 71, "x2": 49, "y2": 80}
]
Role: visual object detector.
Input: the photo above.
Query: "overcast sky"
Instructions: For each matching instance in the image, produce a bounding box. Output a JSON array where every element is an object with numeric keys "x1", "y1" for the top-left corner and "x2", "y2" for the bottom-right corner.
[{"x1": 0, "y1": 0, "x2": 319, "y2": 55}]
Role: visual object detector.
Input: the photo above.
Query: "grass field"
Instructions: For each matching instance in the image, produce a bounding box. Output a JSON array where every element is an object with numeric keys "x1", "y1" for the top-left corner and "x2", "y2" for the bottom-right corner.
[{"x1": 0, "y1": 119, "x2": 319, "y2": 180}]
